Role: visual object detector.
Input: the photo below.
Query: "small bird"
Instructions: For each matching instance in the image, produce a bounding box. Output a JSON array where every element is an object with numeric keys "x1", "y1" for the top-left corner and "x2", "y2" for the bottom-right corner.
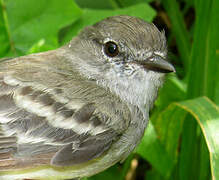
[{"x1": 0, "y1": 15, "x2": 175, "y2": 179}]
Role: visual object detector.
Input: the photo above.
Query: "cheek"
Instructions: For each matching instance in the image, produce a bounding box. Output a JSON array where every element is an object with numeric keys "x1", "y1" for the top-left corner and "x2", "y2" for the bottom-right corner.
[
  {"x1": 123, "y1": 64, "x2": 142, "y2": 76},
  {"x1": 123, "y1": 66, "x2": 136, "y2": 76},
  {"x1": 148, "y1": 72, "x2": 166, "y2": 90},
  {"x1": 112, "y1": 63, "x2": 143, "y2": 77}
]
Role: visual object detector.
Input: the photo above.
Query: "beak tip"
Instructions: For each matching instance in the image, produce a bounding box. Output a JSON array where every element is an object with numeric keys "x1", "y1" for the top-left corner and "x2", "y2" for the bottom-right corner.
[
  {"x1": 168, "y1": 64, "x2": 176, "y2": 73},
  {"x1": 152, "y1": 61, "x2": 176, "y2": 73}
]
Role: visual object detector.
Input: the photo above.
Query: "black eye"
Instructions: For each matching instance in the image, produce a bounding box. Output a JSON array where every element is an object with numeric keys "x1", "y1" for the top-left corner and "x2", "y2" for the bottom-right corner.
[{"x1": 104, "y1": 41, "x2": 119, "y2": 57}]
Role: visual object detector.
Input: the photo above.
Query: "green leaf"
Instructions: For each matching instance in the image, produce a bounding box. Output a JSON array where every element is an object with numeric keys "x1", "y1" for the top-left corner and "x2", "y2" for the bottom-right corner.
[
  {"x1": 136, "y1": 122, "x2": 174, "y2": 178},
  {"x1": 0, "y1": 0, "x2": 82, "y2": 57},
  {"x1": 60, "y1": 3, "x2": 156, "y2": 44},
  {"x1": 145, "y1": 169, "x2": 163, "y2": 180},
  {"x1": 179, "y1": 0, "x2": 219, "y2": 179},
  {"x1": 87, "y1": 164, "x2": 121, "y2": 180},
  {"x1": 187, "y1": 0, "x2": 218, "y2": 100},
  {"x1": 161, "y1": 0, "x2": 191, "y2": 72},
  {"x1": 153, "y1": 106, "x2": 186, "y2": 166},
  {"x1": 75, "y1": 0, "x2": 119, "y2": 9},
  {"x1": 74, "y1": 0, "x2": 154, "y2": 10},
  {"x1": 138, "y1": 97, "x2": 219, "y2": 180},
  {"x1": 117, "y1": 0, "x2": 154, "y2": 7},
  {"x1": 175, "y1": 97, "x2": 219, "y2": 180},
  {"x1": 27, "y1": 39, "x2": 55, "y2": 54},
  {"x1": 0, "y1": 0, "x2": 12, "y2": 56}
]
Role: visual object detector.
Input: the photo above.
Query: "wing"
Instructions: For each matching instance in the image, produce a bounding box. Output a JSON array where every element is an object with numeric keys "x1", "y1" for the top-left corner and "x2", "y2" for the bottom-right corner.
[{"x1": 0, "y1": 52, "x2": 131, "y2": 170}]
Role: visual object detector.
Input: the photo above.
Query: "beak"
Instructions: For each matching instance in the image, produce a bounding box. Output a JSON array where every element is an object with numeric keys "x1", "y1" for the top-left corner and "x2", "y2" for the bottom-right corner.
[{"x1": 135, "y1": 55, "x2": 175, "y2": 73}]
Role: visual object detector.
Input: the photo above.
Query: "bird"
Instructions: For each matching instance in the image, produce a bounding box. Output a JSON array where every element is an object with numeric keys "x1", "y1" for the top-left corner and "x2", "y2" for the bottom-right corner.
[{"x1": 0, "y1": 15, "x2": 175, "y2": 180}]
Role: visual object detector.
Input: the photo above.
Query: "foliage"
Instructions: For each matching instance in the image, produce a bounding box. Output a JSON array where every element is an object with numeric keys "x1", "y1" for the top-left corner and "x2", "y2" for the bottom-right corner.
[{"x1": 0, "y1": 0, "x2": 218, "y2": 179}]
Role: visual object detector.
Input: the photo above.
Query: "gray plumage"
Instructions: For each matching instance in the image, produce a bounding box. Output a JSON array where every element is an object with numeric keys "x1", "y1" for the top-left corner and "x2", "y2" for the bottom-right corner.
[{"x1": 0, "y1": 15, "x2": 174, "y2": 179}]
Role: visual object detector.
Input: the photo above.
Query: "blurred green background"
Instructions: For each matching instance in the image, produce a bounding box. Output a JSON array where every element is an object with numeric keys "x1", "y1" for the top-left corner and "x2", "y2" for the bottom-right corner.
[{"x1": 0, "y1": 0, "x2": 218, "y2": 180}]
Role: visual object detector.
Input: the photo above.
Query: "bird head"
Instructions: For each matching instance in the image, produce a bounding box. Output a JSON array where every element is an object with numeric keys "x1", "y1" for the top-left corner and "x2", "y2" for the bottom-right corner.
[{"x1": 66, "y1": 16, "x2": 175, "y2": 108}]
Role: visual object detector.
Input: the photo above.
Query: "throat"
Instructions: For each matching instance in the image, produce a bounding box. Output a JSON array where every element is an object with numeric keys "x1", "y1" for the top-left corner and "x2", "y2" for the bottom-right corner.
[{"x1": 98, "y1": 70, "x2": 164, "y2": 110}]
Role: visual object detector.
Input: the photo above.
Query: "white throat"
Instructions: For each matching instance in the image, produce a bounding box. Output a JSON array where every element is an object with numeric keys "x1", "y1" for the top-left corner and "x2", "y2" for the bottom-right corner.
[{"x1": 98, "y1": 68, "x2": 165, "y2": 110}]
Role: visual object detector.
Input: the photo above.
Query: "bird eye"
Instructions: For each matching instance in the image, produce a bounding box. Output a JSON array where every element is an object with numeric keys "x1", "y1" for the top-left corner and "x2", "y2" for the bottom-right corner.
[{"x1": 104, "y1": 41, "x2": 119, "y2": 57}]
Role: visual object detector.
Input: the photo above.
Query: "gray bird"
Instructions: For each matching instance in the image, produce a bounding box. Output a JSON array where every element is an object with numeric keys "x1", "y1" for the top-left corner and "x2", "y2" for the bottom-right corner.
[{"x1": 0, "y1": 15, "x2": 175, "y2": 179}]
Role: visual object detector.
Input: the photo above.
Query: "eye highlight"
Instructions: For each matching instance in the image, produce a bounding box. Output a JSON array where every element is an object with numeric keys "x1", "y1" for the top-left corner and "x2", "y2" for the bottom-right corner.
[{"x1": 104, "y1": 41, "x2": 119, "y2": 57}]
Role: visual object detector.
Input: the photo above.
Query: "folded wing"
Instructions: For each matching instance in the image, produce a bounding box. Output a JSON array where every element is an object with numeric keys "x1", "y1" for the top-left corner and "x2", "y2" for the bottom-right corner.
[{"x1": 0, "y1": 55, "x2": 130, "y2": 169}]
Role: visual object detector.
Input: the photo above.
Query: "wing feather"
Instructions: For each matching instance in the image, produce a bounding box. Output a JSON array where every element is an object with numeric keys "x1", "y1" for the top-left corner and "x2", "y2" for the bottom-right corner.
[{"x1": 0, "y1": 55, "x2": 130, "y2": 169}]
